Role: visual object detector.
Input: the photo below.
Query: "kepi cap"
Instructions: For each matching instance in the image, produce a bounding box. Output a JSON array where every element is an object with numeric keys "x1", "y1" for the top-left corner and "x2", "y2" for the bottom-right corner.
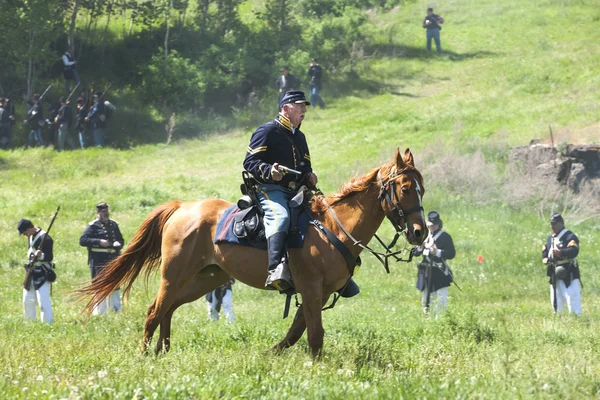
[
  {"x1": 17, "y1": 219, "x2": 34, "y2": 235},
  {"x1": 96, "y1": 201, "x2": 109, "y2": 211},
  {"x1": 426, "y1": 211, "x2": 441, "y2": 226},
  {"x1": 279, "y1": 90, "x2": 311, "y2": 109},
  {"x1": 550, "y1": 213, "x2": 563, "y2": 223}
]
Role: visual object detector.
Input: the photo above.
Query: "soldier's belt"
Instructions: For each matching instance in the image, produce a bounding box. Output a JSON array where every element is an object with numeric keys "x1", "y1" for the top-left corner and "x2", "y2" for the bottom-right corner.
[
  {"x1": 555, "y1": 259, "x2": 574, "y2": 266},
  {"x1": 91, "y1": 248, "x2": 116, "y2": 253},
  {"x1": 33, "y1": 261, "x2": 49, "y2": 267}
]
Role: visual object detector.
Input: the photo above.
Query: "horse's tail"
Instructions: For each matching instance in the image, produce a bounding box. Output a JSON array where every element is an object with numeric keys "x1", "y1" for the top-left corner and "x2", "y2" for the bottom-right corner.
[{"x1": 77, "y1": 200, "x2": 183, "y2": 316}]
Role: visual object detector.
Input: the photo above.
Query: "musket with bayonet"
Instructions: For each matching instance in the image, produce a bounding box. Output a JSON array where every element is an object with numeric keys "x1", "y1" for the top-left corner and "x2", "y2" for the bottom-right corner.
[
  {"x1": 54, "y1": 82, "x2": 80, "y2": 125},
  {"x1": 23, "y1": 206, "x2": 60, "y2": 290}
]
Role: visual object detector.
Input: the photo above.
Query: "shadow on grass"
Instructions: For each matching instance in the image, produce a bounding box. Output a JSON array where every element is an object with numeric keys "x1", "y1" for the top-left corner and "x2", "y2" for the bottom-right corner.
[{"x1": 367, "y1": 43, "x2": 498, "y2": 61}]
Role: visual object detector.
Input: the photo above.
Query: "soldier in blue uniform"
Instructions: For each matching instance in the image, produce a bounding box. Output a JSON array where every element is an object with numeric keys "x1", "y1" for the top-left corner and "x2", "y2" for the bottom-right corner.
[
  {"x1": 414, "y1": 211, "x2": 456, "y2": 316},
  {"x1": 79, "y1": 202, "x2": 124, "y2": 314},
  {"x1": 205, "y1": 278, "x2": 235, "y2": 323},
  {"x1": 542, "y1": 213, "x2": 581, "y2": 315},
  {"x1": 243, "y1": 90, "x2": 359, "y2": 297},
  {"x1": 243, "y1": 90, "x2": 316, "y2": 291},
  {"x1": 24, "y1": 93, "x2": 44, "y2": 147},
  {"x1": 85, "y1": 92, "x2": 106, "y2": 147},
  {"x1": 18, "y1": 219, "x2": 55, "y2": 323}
]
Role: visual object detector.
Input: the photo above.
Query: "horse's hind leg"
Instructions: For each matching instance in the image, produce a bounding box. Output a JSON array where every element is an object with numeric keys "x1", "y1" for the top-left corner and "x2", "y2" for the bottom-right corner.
[
  {"x1": 156, "y1": 265, "x2": 230, "y2": 354},
  {"x1": 271, "y1": 305, "x2": 306, "y2": 353}
]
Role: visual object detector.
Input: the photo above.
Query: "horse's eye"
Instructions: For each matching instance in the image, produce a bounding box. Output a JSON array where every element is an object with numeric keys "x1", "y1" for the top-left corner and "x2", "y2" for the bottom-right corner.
[{"x1": 401, "y1": 187, "x2": 409, "y2": 195}]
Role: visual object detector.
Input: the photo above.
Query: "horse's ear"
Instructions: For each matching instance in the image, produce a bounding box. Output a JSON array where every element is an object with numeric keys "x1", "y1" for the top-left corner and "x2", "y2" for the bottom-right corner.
[
  {"x1": 394, "y1": 148, "x2": 406, "y2": 168},
  {"x1": 403, "y1": 148, "x2": 415, "y2": 167}
]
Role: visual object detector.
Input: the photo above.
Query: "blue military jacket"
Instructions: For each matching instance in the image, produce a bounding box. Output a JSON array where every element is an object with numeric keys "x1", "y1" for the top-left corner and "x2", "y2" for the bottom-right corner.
[
  {"x1": 243, "y1": 114, "x2": 313, "y2": 190},
  {"x1": 542, "y1": 228, "x2": 580, "y2": 287},
  {"x1": 414, "y1": 229, "x2": 456, "y2": 292},
  {"x1": 79, "y1": 219, "x2": 124, "y2": 270},
  {"x1": 25, "y1": 229, "x2": 55, "y2": 290}
]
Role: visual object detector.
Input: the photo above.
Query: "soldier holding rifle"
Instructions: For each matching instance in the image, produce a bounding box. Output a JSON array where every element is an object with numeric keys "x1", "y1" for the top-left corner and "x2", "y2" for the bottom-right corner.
[
  {"x1": 24, "y1": 86, "x2": 51, "y2": 147},
  {"x1": 85, "y1": 91, "x2": 107, "y2": 147},
  {"x1": 55, "y1": 93, "x2": 77, "y2": 151},
  {"x1": 18, "y1": 213, "x2": 58, "y2": 323},
  {"x1": 413, "y1": 211, "x2": 456, "y2": 317},
  {"x1": 542, "y1": 213, "x2": 582, "y2": 316}
]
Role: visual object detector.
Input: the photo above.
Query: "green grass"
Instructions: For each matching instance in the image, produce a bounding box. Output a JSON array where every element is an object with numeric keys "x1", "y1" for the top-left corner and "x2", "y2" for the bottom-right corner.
[{"x1": 1, "y1": 0, "x2": 600, "y2": 398}]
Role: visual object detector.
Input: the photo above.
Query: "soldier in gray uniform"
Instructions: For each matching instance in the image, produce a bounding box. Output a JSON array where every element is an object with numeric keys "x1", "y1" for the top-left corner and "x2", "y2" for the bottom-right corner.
[{"x1": 79, "y1": 202, "x2": 124, "y2": 315}]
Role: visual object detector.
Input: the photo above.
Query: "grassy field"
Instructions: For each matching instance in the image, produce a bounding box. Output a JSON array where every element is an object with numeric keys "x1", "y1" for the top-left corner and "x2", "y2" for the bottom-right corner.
[{"x1": 1, "y1": 0, "x2": 600, "y2": 398}]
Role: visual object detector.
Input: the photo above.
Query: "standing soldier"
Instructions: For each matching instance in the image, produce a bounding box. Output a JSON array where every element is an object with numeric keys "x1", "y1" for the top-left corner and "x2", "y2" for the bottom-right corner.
[
  {"x1": 62, "y1": 46, "x2": 80, "y2": 94},
  {"x1": 18, "y1": 218, "x2": 56, "y2": 323},
  {"x1": 307, "y1": 58, "x2": 325, "y2": 108},
  {"x1": 275, "y1": 66, "x2": 301, "y2": 106},
  {"x1": 413, "y1": 211, "x2": 456, "y2": 316},
  {"x1": 79, "y1": 202, "x2": 124, "y2": 315},
  {"x1": 85, "y1": 92, "x2": 106, "y2": 147},
  {"x1": 0, "y1": 97, "x2": 11, "y2": 149},
  {"x1": 205, "y1": 278, "x2": 235, "y2": 323},
  {"x1": 55, "y1": 96, "x2": 75, "y2": 151},
  {"x1": 542, "y1": 213, "x2": 581, "y2": 316},
  {"x1": 75, "y1": 96, "x2": 88, "y2": 149},
  {"x1": 24, "y1": 93, "x2": 44, "y2": 147}
]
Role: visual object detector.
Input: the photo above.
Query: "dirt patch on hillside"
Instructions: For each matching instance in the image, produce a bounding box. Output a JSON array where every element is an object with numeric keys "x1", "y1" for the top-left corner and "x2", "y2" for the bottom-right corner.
[{"x1": 536, "y1": 122, "x2": 600, "y2": 145}]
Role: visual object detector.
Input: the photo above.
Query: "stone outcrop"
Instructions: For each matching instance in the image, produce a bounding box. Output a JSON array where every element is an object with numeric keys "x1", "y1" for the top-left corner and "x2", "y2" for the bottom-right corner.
[{"x1": 509, "y1": 143, "x2": 600, "y2": 191}]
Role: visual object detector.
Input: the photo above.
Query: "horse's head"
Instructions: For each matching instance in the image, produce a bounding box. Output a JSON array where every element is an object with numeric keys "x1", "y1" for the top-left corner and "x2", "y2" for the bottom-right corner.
[{"x1": 377, "y1": 148, "x2": 428, "y2": 245}]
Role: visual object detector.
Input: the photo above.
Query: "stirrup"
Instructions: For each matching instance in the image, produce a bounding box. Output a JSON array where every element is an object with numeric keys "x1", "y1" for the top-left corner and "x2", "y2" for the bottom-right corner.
[{"x1": 265, "y1": 263, "x2": 294, "y2": 292}]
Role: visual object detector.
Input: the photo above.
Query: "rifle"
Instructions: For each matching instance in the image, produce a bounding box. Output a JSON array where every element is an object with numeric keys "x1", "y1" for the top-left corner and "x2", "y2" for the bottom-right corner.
[
  {"x1": 23, "y1": 206, "x2": 61, "y2": 290},
  {"x1": 38, "y1": 85, "x2": 52, "y2": 103},
  {"x1": 425, "y1": 257, "x2": 433, "y2": 314},
  {"x1": 54, "y1": 82, "x2": 80, "y2": 124},
  {"x1": 549, "y1": 125, "x2": 556, "y2": 168},
  {"x1": 547, "y1": 236, "x2": 558, "y2": 312}
]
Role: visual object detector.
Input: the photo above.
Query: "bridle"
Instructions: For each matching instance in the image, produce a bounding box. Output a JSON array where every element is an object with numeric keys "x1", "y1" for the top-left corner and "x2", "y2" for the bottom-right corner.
[
  {"x1": 320, "y1": 168, "x2": 425, "y2": 274},
  {"x1": 376, "y1": 168, "x2": 425, "y2": 237}
]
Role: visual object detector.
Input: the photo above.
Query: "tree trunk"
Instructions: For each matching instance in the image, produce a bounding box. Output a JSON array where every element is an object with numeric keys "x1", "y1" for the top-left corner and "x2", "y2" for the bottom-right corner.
[
  {"x1": 102, "y1": 0, "x2": 114, "y2": 64},
  {"x1": 69, "y1": 0, "x2": 80, "y2": 49},
  {"x1": 164, "y1": 0, "x2": 172, "y2": 73}
]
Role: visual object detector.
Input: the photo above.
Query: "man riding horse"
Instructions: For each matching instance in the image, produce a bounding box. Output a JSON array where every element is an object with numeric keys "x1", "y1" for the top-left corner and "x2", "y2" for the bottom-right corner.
[{"x1": 243, "y1": 90, "x2": 353, "y2": 293}]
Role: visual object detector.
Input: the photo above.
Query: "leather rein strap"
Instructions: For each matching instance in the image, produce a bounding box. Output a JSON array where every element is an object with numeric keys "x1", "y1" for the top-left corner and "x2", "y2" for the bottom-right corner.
[{"x1": 318, "y1": 168, "x2": 422, "y2": 274}]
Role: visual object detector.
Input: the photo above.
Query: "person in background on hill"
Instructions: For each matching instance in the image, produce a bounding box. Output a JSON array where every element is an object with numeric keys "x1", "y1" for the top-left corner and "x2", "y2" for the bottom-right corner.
[
  {"x1": 413, "y1": 211, "x2": 455, "y2": 317},
  {"x1": 62, "y1": 46, "x2": 80, "y2": 94},
  {"x1": 75, "y1": 96, "x2": 88, "y2": 149},
  {"x1": 542, "y1": 213, "x2": 581, "y2": 316},
  {"x1": 276, "y1": 66, "x2": 301, "y2": 106},
  {"x1": 206, "y1": 278, "x2": 235, "y2": 323},
  {"x1": 307, "y1": 58, "x2": 326, "y2": 109},
  {"x1": 18, "y1": 218, "x2": 55, "y2": 323},
  {"x1": 0, "y1": 97, "x2": 12, "y2": 149},
  {"x1": 46, "y1": 97, "x2": 62, "y2": 147},
  {"x1": 423, "y1": 7, "x2": 444, "y2": 55},
  {"x1": 24, "y1": 93, "x2": 44, "y2": 147},
  {"x1": 85, "y1": 91, "x2": 106, "y2": 147},
  {"x1": 79, "y1": 202, "x2": 125, "y2": 315},
  {"x1": 55, "y1": 96, "x2": 75, "y2": 151}
]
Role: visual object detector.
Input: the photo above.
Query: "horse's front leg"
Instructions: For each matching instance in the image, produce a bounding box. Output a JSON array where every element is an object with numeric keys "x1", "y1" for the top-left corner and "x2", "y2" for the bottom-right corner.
[
  {"x1": 302, "y1": 289, "x2": 325, "y2": 359},
  {"x1": 272, "y1": 305, "x2": 306, "y2": 353}
]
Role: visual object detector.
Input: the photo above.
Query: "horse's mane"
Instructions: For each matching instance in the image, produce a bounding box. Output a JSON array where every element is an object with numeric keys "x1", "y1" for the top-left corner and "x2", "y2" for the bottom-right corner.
[{"x1": 310, "y1": 161, "x2": 422, "y2": 214}]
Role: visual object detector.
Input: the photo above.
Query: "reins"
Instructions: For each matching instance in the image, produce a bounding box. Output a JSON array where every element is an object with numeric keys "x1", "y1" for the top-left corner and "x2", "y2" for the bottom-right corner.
[{"x1": 318, "y1": 168, "x2": 423, "y2": 274}]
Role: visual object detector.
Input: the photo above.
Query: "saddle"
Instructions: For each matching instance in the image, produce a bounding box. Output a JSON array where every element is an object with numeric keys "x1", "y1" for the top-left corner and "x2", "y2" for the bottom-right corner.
[{"x1": 233, "y1": 172, "x2": 308, "y2": 246}]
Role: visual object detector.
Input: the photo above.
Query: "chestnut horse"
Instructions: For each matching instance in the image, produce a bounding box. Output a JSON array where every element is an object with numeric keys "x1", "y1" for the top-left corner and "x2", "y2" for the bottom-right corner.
[{"x1": 77, "y1": 148, "x2": 427, "y2": 357}]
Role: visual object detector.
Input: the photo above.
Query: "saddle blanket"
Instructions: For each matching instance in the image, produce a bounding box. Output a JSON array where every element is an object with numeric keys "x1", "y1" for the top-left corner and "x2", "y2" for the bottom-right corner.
[{"x1": 214, "y1": 205, "x2": 310, "y2": 249}]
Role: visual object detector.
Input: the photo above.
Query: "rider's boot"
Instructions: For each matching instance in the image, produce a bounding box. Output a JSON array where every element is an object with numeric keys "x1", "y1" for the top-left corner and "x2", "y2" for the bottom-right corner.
[
  {"x1": 265, "y1": 231, "x2": 293, "y2": 291},
  {"x1": 338, "y1": 278, "x2": 360, "y2": 298}
]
